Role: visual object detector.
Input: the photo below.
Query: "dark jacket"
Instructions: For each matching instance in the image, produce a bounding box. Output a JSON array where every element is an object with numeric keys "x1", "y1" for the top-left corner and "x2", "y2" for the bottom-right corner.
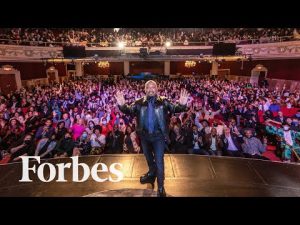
[
  {"x1": 118, "y1": 96, "x2": 187, "y2": 138},
  {"x1": 220, "y1": 133, "x2": 243, "y2": 151},
  {"x1": 169, "y1": 128, "x2": 187, "y2": 153},
  {"x1": 203, "y1": 133, "x2": 223, "y2": 151},
  {"x1": 35, "y1": 126, "x2": 55, "y2": 140},
  {"x1": 54, "y1": 137, "x2": 75, "y2": 157},
  {"x1": 106, "y1": 130, "x2": 124, "y2": 153},
  {"x1": 186, "y1": 130, "x2": 203, "y2": 149},
  {"x1": 274, "y1": 116, "x2": 286, "y2": 124}
]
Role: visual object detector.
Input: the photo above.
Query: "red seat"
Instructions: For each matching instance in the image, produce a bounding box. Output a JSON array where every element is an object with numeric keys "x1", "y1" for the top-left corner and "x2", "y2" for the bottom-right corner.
[
  {"x1": 263, "y1": 145, "x2": 281, "y2": 161},
  {"x1": 262, "y1": 151, "x2": 281, "y2": 161},
  {"x1": 0, "y1": 155, "x2": 11, "y2": 164},
  {"x1": 266, "y1": 145, "x2": 276, "y2": 151}
]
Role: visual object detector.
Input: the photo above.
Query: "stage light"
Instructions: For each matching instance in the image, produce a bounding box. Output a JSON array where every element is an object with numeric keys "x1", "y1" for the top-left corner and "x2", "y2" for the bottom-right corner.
[
  {"x1": 117, "y1": 42, "x2": 125, "y2": 49},
  {"x1": 165, "y1": 41, "x2": 171, "y2": 47}
]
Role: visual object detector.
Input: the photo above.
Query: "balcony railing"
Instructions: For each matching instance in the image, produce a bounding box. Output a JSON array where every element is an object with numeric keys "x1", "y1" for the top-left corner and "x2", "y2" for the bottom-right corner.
[{"x1": 0, "y1": 35, "x2": 295, "y2": 47}]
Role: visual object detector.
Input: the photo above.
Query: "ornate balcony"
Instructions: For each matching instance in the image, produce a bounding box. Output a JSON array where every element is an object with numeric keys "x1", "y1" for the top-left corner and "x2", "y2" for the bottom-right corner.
[{"x1": 1, "y1": 41, "x2": 300, "y2": 62}]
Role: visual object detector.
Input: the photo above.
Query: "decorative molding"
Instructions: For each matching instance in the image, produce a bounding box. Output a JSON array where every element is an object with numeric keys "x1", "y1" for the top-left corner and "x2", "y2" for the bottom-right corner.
[
  {"x1": 237, "y1": 41, "x2": 300, "y2": 58},
  {"x1": 2, "y1": 41, "x2": 300, "y2": 61},
  {"x1": 0, "y1": 45, "x2": 63, "y2": 59}
]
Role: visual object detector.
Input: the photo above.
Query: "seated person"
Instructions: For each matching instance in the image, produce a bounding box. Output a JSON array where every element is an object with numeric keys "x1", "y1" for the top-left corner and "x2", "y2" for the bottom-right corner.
[
  {"x1": 74, "y1": 131, "x2": 92, "y2": 155},
  {"x1": 35, "y1": 119, "x2": 55, "y2": 141},
  {"x1": 266, "y1": 120, "x2": 300, "y2": 162},
  {"x1": 220, "y1": 127, "x2": 244, "y2": 157},
  {"x1": 241, "y1": 129, "x2": 269, "y2": 160},
  {"x1": 34, "y1": 134, "x2": 57, "y2": 159},
  {"x1": 8, "y1": 134, "x2": 35, "y2": 163},
  {"x1": 106, "y1": 124, "x2": 124, "y2": 154},
  {"x1": 123, "y1": 125, "x2": 140, "y2": 153},
  {"x1": 169, "y1": 125, "x2": 188, "y2": 154},
  {"x1": 274, "y1": 111, "x2": 286, "y2": 124},
  {"x1": 203, "y1": 127, "x2": 223, "y2": 156},
  {"x1": 90, "y1": 125, "x2": 106, "y2": 155},
  {"x1": 53, "y1": 132, "x2": 75, "y2": 157}
]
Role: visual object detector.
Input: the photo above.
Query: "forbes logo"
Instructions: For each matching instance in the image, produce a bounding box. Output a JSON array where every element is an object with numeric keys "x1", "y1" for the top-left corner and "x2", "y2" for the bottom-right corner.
[{"x1": 19, "y1": 156, "x2": 124, "y2": 183}]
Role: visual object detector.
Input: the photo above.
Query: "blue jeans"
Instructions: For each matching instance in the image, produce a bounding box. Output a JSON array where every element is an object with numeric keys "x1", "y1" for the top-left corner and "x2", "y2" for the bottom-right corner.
[{"x1": 140, "y1": 133, "x2": 166, "y2": 188}]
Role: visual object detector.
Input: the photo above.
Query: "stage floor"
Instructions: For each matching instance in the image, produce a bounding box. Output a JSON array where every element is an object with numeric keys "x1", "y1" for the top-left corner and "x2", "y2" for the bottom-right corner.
[{"x1": 1, "y1": 154, "x2": 300, "y2": 197}]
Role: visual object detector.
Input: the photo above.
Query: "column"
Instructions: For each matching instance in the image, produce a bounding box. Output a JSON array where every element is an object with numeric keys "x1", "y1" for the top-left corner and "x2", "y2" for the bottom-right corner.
[
  {"x1": 164, "y1": 60, "x2": 170, "y2": 75},
  {"x1": 15, "y1": 70, "x2": 22, "y2": 90},
  {"x1": 124, "y1": 60, "x2": 130, "y2": 76},
  {"x1": 75, "y1": 61, "x2": 83, "y2": 76},
  {"x1": 210, "y1": 61, "x2": 218, "y2": 76}
]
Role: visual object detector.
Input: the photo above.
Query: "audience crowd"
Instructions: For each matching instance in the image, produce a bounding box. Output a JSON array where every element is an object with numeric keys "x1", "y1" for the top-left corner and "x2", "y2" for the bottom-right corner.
[
  {"x1": 0, "y1": 28, "x2": 297, "y2": 47},
  {"x1": 1, "y1": 76, "x2": 300, "y2": 164}
]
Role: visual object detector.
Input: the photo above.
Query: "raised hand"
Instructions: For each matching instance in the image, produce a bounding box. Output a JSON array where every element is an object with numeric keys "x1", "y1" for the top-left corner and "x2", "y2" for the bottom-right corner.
[
  {"x1": 233, "y1": 127, "x2": 241, "y2": 136},
  {"x1": 114, "y1": 90, "x2": 126, "y2": 106},
  {"x1": 179, "y1": 89, "x2": 188, "y2": 106}
]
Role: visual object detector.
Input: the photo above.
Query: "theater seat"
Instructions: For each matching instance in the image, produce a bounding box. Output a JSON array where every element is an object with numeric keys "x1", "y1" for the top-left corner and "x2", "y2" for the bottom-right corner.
[
  {"x1": 262, "y1": 145, "x2": 281, "y2": 161},
  {"x1": 266, "y1": 145, "x2": 276, "y2": 151},
  {"x1": 0, "y1": 155, "x2": 11, "y2": 164}
]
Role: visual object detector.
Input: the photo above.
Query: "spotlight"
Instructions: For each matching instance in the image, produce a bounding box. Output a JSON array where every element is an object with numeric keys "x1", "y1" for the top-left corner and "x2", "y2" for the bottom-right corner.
[
  {"x1": 165, "y1": 41, "x2": 171, "y2": 48},
  {"x1": 117, "y1": 42, "x2": 125, "y2": 49}
]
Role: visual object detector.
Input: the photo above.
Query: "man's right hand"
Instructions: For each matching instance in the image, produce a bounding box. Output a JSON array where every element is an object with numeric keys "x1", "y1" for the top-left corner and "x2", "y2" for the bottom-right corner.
[
  {"x1": 165, "y1": 135, "x2": 171, "y2": 145},
  {"x1": 115, "y1": 90, "x2": 126, "y2": 106}
]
